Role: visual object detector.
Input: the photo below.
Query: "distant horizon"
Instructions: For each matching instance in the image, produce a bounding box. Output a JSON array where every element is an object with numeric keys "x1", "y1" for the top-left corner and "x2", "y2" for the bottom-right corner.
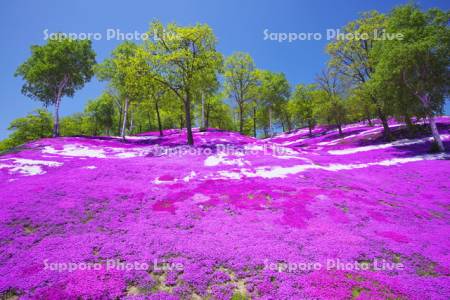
[{"x1": 1, "y1": 0, "x2": 449, "y2": 139}]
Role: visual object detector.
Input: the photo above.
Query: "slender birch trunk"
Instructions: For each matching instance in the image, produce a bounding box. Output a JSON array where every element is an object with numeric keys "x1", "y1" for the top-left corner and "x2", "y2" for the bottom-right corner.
[
  {"x1": 121, "y1": 97, "x2": 129, "y2": 139},
  {"x1": 184, "y1": 92, "x2": 194, "y2": 145},
  {"x1": 53, "y1": 96, "x2": 61, "y2": 137},
  {"x1": 418, "y1": 94, "x2": 444, "y2": 152},
  {"x1": 155, "y1": 101, "x2": 163, "y2": 136}
]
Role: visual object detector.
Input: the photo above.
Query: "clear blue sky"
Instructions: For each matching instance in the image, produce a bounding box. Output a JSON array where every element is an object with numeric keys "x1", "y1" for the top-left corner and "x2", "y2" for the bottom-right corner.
[{"x1": 0, "y1": 0, "x2": 449, "y2": 139}]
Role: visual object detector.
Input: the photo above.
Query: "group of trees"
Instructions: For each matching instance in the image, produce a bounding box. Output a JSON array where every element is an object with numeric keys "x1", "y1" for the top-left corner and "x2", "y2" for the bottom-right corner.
[
  {"x1": 324, "y1": 6, "x2": 449, "y2": 151},
  {"x1": 1, "y1": 4, "x2": 448, "y2": 152}
]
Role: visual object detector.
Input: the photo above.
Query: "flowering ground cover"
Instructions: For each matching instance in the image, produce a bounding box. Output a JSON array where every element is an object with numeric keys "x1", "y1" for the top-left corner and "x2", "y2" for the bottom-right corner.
[{"x1": 0, "y1": 117, "x2": 449, "y2": 299}]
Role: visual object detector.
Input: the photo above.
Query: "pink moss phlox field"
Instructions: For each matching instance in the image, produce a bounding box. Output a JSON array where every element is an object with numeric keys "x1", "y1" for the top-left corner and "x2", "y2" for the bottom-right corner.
[{"x1": 1, "y1": 118, "x2": 449, "y2": 299}]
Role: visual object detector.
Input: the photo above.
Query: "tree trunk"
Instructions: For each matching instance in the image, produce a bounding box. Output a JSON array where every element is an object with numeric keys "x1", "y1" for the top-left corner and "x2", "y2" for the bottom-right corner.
[
  {"x1": 147, "y1": 111, "x2": 152, "y2": 131},
  {"x1": 129, "y1": 112, "x2": 134, "y2": 134},
  {"x1": 52, "y1": 96, "x2": 61, "y2": 137},
  {"x1": 201, "y1": 93, "x2": 205, "y2": 129},
  {"x1": 121, "y1": 97, "x2": 129, "y2": 139},
  {"x1": 117, "y1": 101, "x2": 123, "y2": 136},
  {"x1": 286, "y1": 114, "x2": 292, "y2": 132},
  {"x1": 429, "y1": 115, "x2": 444, "y2": 152},
  {"x1": 268, "y1": 107, "x2": 273, "y2": 136},
  {"x1": 253, "y1": 106, "x2": 257, "y2": 138},
  {"x1": 155, "y1": 101, "x2": 163, "y2": 136},
  {"x1": 376, "y1": 106, "x2": 391, "y2": 141},
  {"x1": 52, "y1": 76, "x2": 68, "y2": 137},
  {"x1": 364, "y1": 107, "x2": 373, "y2": 126},
  {"x1": 205, "y1": 103, "x2": 210, "y2": 130},
  {"x1": 238, "y1": 102, "x2": 244, "y2": 134},
  {"x1": 184, "y1": 92, "x2": 194, "y2": 145},
  {"x1": 404, "y1": 114, "x2": 414, "y2": 136},
  {"x1": 337, "y1": 122, "x2": 343, "y2": 135},
  {"x1": 93, "y1": 118, "x2": 98, "y2": 136},
  {"x1": 370, "y1": 95, "x2": 391, "y2": 140},
  {"x1": 418, "y1": 94, "x2": 444, "y2": 152},
  {"x1": 117, "y1": 111, "x2": 122, "y2": 136},
  {"x1": 308, "y1": 120, "x2": 313, "y2": 136}
]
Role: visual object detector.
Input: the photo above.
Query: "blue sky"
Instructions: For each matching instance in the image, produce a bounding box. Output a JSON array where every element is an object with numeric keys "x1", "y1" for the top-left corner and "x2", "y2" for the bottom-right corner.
[{"x1": 0, "y1": 0, "x2": 449, "y2": 139}]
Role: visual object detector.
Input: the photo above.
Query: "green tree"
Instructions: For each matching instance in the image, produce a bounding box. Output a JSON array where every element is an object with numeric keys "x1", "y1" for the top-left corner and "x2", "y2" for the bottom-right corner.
[
  {"x1": 327, "y1": 11, "x2": 392, "y2": 139},
  {"x1": 15, "y1": 37, "x2": 96, "y2": 137},
  {"x1": 0, "y1": 109, "x2": 53, "y2": 151},
  {"x1": 142, "y1": 21, "x2": 223, "y2": 145},
  {"x1": 95, "y1": 42, "x2": 146, "y2": 139},
  {"x1": 84, "y1": 93, "x2": 115, "y2": 135},
  {"x1": 289, "y1": 84, "x2": 317, "y2": 136},
  {"x1": 256, "y1": 70, "x2": 291, "y2": 136},
  {"x1": 346, "y1": 87, "x2": 376, "y2": 126},
  {"x1": 60, "y1": 113, "x2": 86, "y2": 136},
  {"x1": 224, "y1": 52, "x2": 258, "y2": 134},
  {"x1": 374, "y1": 4, "x2": 449, "y2": 151},
  {"x1": 148, "y1": 83, "x2": 170, "y2": 136},
  {"x1": 316, "y1": 68, "x2": 347, "y2": 135}
]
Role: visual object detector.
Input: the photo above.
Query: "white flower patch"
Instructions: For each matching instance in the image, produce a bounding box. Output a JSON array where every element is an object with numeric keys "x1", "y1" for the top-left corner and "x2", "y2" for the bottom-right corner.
[
  {"x1": 324, "y1": 153, "x2": 450, "y2": 170},
  {"x1": 243, "y1": 144, "x2": 265, "y2": 152},
  {"x1": 243, "y1": 164, "x2": 316, "y2": 179},
  {"x1": 183, "y1": 171, "x2": 197, "y2": 182},
  {"x1": 216, "y1": 170, "x2": 243, "y2": 180},
  {"x1": 213, "y1": 153, "x2": 450, "y2": 179},
  {"x1": 152, "y1": 171, "x2": 197, "y2": 185},
  {"x1": 112, "y1": 147, "x2": 152, "y2": 158},
  {"x1": 328, "y1": 135, "x2": 450, "y2": 155},
  {"x1": 83, "y1": 166, "x2": 97, "y2": 170},
  {"x1": 42, "y1": 144, "x2": 152, "y2": 159},
  {"x1": 43, "y1": 144, "x2": 107, "y2": 158},
  {"x1": 204, "y1": 152, "x2": 249, "y2": 167},
  {"x1": 191, "y1": 193, "x2": 210, "y2": 203},
  {"x1": 110, "y1": 135, "x2": 159, "y2": 141},
  {"x1": 318, "y1": 124, "x2": 405, "y2": 146},
  {"x1": 274, "y1": 155, "x2": 314, "y2": 164},
  {"x1": 152, "y1": 178, "x2": 177, "y2": 185},
  {"x1": 114, "y1": 150, "x2": 147, "y2": 158},
  {"x1": 0, "y1": 158, "x2": 63, "y2": 176},
  {"x1": 278, "y1": 139, "x2": 302, "y2": 146},
  {"x1": 273, "y1": 128, "x2": 309, "y2": 139}
]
